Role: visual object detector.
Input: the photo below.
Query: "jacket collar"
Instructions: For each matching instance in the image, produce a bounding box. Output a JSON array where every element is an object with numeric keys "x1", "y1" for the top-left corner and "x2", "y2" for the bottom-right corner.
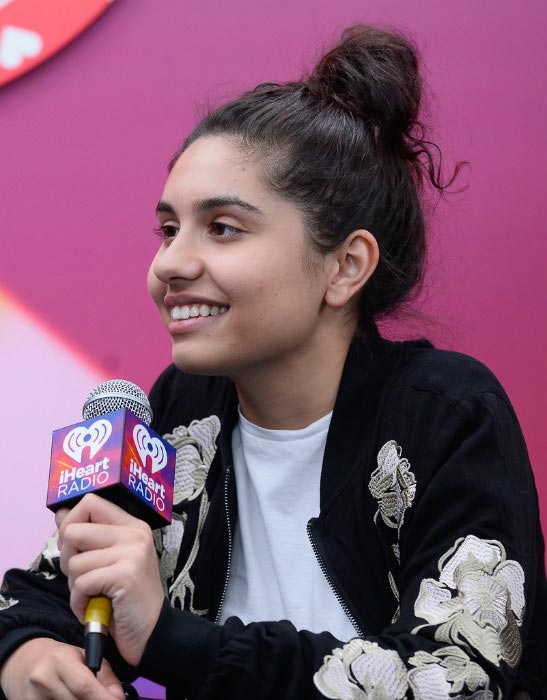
[
  {"x1": 215, "y1": 322, "x2": 410, "y2": 510},
  {"x1": 320, "y1": 323, "x2": 409, "y2": 512}
]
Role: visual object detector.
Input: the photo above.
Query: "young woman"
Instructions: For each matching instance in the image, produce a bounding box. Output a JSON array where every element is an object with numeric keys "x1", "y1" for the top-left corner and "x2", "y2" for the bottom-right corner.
[{"x1": 1, "y1": 24, "x2": 546, "y2": 700}]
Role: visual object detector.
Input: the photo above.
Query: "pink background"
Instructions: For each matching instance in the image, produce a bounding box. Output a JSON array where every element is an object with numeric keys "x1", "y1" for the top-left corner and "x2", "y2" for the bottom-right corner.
[{"x1": 1, "y1": 0, "x2": 545, "y2": 695}]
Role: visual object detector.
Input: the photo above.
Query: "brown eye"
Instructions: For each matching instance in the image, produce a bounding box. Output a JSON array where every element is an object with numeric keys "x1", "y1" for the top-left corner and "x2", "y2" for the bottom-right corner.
[
  {"x1": 209, "y1": 222, "x2": 243, "y2": 238},
  {"x1": 153, "y1": 223, "x2": 179, "y2": 239}
]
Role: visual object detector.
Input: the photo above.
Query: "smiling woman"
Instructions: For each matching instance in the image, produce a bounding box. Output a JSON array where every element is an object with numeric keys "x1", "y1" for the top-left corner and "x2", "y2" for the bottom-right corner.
[
  {"x1": 0, "y1": 22, "x2": 546, "y2": 700},
  {"x1": 147, "y1": 134, "x2": 380, "y2": 404}
]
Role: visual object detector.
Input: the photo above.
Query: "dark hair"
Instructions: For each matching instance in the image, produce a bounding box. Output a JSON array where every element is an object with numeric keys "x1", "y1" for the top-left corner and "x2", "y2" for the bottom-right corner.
[{"x1": 171, "y1": 24, "x2": 468, "y2": 335}]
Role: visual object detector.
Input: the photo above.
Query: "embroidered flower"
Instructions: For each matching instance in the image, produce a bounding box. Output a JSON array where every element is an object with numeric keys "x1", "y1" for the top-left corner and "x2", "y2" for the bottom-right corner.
[
  {"x1": 0, "y1": 594, "x2": 18, "y2": 611},
  {"x1": 413, "y1": 535, "x2": 525, "y2": 668},
  {"x1": 153, "y1": 416, "x2": 220, "y2": 613},
  {"x1": 29, "y1": 531, "x2": 61, "y2": 579},
  {"x1": 388, "y1": 571, "x2": 400, "y2": 623},
  {"x1": 408, "y1": 646, "x2": 492, "y2": 700},
  {"x1": 368, "y1": 440, "x2": 416, "y2": 531},
  {"x1": 163, "y1": 416, "x2": 220, "y2": 505},
  {"x1": 168, "y1": 491, "x2": 210, "y2": 616},
  {"x1": 314, "y1": 639, "x2": 408, "y2": 700},
  {"x1": 153, "y1": 512, "x2": 187, "y2": 594}
]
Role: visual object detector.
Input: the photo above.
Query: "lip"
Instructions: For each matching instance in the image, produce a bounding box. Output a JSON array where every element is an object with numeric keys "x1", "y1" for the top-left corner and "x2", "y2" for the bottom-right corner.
[
  {"x1": 164, "y1": 293, "x2": 230, "y2": 309},
  {"x1": 167, "y1": 311, "x2": 227, "y2": 335}
]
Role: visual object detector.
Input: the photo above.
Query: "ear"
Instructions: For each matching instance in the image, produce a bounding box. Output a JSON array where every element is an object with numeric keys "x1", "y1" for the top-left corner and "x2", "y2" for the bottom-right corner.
[{"x1": 324, "y1": 229, "x2": 379, "y2": 309}]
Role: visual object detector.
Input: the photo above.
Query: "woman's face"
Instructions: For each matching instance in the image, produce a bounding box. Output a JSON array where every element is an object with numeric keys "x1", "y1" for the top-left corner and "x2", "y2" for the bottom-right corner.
[{"x1": 148, "y1": 136, "x2": 335, "y2": 379}]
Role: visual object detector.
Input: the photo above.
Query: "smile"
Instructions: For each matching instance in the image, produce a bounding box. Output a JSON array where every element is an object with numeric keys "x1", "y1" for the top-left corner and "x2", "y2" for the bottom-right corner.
[{"x1": 169, "y1": 304, "x2": 229, "y2": 321}]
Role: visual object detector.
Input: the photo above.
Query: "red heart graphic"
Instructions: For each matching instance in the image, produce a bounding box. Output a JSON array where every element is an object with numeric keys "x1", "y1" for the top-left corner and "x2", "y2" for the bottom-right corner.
[{"x1": 0, "y1": 0, "x2": 113, "y2": 87}]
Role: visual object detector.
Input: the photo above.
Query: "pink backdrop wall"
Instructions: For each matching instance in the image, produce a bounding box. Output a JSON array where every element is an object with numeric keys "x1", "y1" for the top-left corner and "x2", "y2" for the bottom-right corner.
[{"x1": 1, "y1": 0, "x2": 545, "y2": 695}]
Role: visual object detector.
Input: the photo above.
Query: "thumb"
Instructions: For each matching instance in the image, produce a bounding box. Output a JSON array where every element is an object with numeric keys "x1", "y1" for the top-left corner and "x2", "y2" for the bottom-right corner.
[
  {"x1": 106, "y1": 684, "x2": 126, "y2": 700},
  {"x1": 96, "y1": 659, "x2": 124, "y2": 700}
]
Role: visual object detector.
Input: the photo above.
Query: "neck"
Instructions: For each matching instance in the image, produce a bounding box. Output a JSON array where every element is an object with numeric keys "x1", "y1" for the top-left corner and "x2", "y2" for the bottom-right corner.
[{"x1": 233, "y1": 327, "x2": 354, "y2": 430}]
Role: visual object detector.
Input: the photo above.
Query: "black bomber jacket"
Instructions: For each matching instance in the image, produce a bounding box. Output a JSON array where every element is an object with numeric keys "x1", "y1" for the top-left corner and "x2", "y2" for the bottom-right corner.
[{"x1": 1, "y1": 328, "x2": 546, "y2": 699}]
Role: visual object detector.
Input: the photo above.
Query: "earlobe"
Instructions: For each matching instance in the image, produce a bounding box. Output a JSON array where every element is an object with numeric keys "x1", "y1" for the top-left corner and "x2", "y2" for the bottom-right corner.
[{"x1": 324, "y1": 230, "x2": 379, "y2": 309}]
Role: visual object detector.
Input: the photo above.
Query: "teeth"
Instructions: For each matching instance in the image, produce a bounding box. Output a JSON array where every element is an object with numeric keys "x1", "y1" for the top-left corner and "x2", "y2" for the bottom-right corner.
[{"x1": 170, "y1": 304, "x2": 228, "y2": 321}]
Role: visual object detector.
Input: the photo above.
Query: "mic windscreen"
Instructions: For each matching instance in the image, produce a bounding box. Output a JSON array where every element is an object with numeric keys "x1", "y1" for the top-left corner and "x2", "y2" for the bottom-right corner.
[{"x1": 82, "y1": 379, "x2": 153, "y2": 425}]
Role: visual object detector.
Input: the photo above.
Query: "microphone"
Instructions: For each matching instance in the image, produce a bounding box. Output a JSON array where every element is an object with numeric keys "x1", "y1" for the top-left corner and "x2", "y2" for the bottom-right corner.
[{"x1": 47, "y1": 379, "x2": 176, "y2": 674}]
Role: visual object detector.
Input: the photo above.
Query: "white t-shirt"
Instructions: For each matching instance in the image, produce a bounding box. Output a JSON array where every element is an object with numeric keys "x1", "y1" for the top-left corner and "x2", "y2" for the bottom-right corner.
[{"x1": 217, "y1": 408, "x2": 357, "y2": 641}]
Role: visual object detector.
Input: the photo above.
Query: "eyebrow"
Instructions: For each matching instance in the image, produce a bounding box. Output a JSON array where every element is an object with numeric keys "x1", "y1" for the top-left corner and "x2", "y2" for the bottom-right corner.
[{"x1": 155, "y1": 196, "x2": 265, "y2": 218}]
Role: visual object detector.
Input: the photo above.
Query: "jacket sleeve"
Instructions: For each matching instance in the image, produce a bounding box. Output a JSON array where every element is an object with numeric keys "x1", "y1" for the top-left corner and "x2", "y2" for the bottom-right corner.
[
  {"x1": 0, "y1": 532, "x2": 84, "y2": 665},
  {"x1": 137, "y1": 390, "x2": 547, "y2": 699},
  {"x1": 0, "y1": 532, "x2": 138, "y2": 688}
]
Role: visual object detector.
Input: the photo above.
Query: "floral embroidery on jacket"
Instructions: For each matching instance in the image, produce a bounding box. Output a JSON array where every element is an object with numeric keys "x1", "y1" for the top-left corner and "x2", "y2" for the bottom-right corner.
[
  {"x1": 0, "y1": 594, "x2": 18, "y2": 611},
  {"x1": 153, "y1": 416, "x2": 220, "y2": 614},
  {"x1": 153, "y1": 512, "x2": 187, "y2": 594},
  {"x1": 388, "y1": 570, "x2": 401, "y2": 624},
  {"x1": 163, "y1": 415, "x2": 220, "y2": 505},
  {"x1": 314, "y1": 534, "x2": 523, "y2": 699},
  {"x1": 314, "y1": 640, "x2": 498, "y2": 700},
  {"x1": 408, "y1": 647, "x2": 492, "y2": 699},
  {"x1": 413, "y1": 535, "x2": 525, "y2": 668},
  {"x1": 168, "y1": 490, "x2": 210, "y2": 615},
  {"x1": 368, "y1": 440, "x2": 416, "y2": 532},
  {"x1": 369, "y1": 440, "x2": 415, "y2": 624},
  {"x1": 29, "y1": 531, "x2": 61, "y2": 580},
  {"x1": 314, "y1": 639, "x2": 408, "y2": 700}
]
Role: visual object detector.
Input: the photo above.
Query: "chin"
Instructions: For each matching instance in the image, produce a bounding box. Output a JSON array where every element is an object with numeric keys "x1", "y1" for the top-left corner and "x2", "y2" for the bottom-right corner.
[{"x1": 171, "y1": 347, "x2": 230, "y2": 377}]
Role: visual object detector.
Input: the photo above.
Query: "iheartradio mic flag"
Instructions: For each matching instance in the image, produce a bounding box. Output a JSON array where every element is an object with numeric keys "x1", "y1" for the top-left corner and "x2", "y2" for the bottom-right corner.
[{"x1": 47, "y1": 409, "x2": 176, "y2": 529}]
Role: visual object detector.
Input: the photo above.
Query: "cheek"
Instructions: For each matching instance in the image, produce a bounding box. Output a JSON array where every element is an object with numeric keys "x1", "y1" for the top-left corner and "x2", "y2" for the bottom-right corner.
[{"x1": 147, "y1": 263, "x2": 165, "y2": 307}]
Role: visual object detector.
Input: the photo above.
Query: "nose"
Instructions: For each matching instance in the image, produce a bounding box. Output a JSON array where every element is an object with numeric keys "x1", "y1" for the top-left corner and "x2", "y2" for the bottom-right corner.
[{"x1": 151, "y1": 232, "x2": 205, "y2": 286}]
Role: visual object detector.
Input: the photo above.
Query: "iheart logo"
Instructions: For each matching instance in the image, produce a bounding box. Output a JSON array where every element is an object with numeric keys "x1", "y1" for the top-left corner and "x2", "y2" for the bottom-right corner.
[
  {"x1": 133, "y1": 424, "x2": 167, "y2": 474},
  {"x1": 63, "y1": 419, "x2": 112, "y2": 463},
  {"x1": 0, "y1": 25, "x2": 43, "y2": 70}
]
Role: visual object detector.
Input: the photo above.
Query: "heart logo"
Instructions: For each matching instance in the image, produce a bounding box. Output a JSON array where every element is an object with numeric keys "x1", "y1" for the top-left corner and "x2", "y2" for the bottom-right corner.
[
  {"x1": 0, "y1": 25, "x2": 43, "y2": 70},
  {"x1": 63, "y1": 419, "x2": 112, "y2": 463},
  {"x1": 0, "y1": 1, "x2": 113, "y2": 87},
  {"x1": 133, "y1": 424, "x2": 168, "y2": 474}
]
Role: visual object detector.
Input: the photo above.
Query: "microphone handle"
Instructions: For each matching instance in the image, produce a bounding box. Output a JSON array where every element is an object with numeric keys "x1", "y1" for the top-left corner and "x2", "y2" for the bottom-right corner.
[{"x1": 84, "y1": 595, "x2": 112, "y2": 674}]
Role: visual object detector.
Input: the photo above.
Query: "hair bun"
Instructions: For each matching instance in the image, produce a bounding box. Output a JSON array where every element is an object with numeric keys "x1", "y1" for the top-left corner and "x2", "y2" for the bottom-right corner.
[{"x1": 307, "y1": 25, "x2": 422, "y2": 146}]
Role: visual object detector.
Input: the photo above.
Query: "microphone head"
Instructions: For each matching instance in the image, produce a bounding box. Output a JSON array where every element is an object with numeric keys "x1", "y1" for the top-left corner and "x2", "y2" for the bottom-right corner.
[{"x1": 82, "y1": 379, "x2": 153, "y2": 425}]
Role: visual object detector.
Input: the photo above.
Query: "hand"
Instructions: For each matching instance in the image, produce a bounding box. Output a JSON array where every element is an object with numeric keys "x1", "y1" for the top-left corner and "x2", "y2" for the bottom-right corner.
[
  {"x1": 0, "y1": 638, "x2": 124, "y2": 700},
  {"x1": 56, "y1": 494, "x2": 165, "y2": 666}
]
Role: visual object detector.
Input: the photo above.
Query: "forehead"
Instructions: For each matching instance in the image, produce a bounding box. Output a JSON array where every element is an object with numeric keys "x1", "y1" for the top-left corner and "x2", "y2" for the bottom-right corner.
[{"x1": 163, "y1": 136, "x2": 269, "y2": 204}]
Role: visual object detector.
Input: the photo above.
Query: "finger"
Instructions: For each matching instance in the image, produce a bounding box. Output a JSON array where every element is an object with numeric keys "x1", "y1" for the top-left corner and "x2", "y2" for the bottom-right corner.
[
  {"x1": 66, "y1": 548, "x2": 117, "y2": 592},
  {"x1": 60, "y1": 494, "x2": 142, "y2": 533},
  {"x1": 60, "y1": 522, "x2": 123, "y2": 568},
  {"x1": 58, "y1": 661, "x2": 123, "y2": 700},
  {"x1": 55, "y1": 508, "x2": 70, "y2": 535},
  {"x1": 54, "y1": 649, "x2": 119, "y2": 700},
  {"x1": 29, "y1": 645, "x2": 120, "y2": 700},
  {"x1": 28, "y1": 662, "x2": 75, "y2": 700},
  {"x1": 96, "y1": 659, "x2": 124, "y2": 700},
  {"x1": 70, "y1": 566, "x2": 117, "y2": 623},
  {"x1": 60, "y1": 521, "x2": 152, "y2": 579},
  {"x1": 60, "y1": 523, "x2": 111, "y2": 578}
]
